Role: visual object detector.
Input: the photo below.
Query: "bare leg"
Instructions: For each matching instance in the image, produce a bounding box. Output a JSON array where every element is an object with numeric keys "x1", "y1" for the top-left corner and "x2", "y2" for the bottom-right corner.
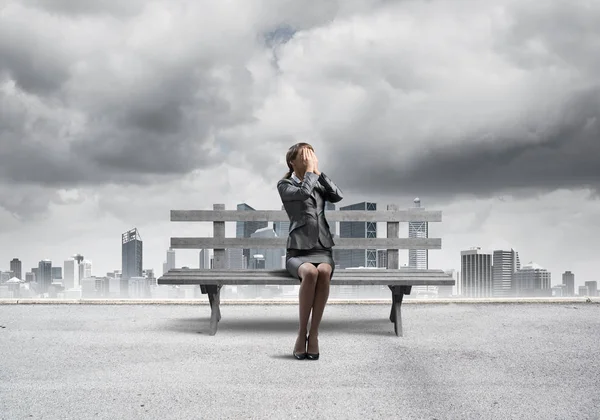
[
  {"x1": 295, "y1": 263, "x2": 318, "y2": 354},
  {"x1": 308, "y1": 263, "x2": 332, "y2": 354}
]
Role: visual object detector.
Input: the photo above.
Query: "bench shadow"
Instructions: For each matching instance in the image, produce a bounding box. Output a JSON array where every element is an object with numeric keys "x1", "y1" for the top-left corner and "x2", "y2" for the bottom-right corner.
[{"x1": 162, "y1": 317, "x2": 397, "y2": 336}]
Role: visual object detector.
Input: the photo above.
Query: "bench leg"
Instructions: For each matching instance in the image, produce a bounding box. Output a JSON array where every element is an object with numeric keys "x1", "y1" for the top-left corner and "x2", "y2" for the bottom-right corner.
[
  {"x1": 388, "y1": 286, "x2": 411, "y2": 337},
  {"x1": 202, "y1": 285, "x2": 222, "y2": 335}
]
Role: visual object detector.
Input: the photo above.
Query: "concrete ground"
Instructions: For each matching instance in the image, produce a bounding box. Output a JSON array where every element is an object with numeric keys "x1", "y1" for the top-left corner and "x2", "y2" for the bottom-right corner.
[{"x1": 1, "y1": 303, "x2": 599, "y2": 420}]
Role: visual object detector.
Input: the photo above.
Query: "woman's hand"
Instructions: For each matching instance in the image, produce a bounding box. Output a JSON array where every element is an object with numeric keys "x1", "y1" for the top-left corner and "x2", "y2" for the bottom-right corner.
[
  {"x1": 310, "y1": 150, "x2": 320, "y2": 175},
  {"x1": 303, "y1": 148, "x2": 315, "y2": 172}
]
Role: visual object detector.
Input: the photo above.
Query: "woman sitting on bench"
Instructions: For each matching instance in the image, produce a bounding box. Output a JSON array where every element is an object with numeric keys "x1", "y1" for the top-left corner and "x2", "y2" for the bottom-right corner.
[{"x1": 277, "y1": 143, "x2": 344, "y2": 360}]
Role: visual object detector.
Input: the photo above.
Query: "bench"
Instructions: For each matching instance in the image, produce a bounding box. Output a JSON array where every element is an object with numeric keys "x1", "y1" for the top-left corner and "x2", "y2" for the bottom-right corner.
[{"x1": 157, "y1": 203, "x2": 455, "y2": 337}]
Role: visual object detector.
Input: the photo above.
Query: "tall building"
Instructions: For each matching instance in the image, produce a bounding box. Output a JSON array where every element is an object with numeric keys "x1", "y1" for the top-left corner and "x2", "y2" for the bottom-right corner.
[
  {"x1": 37, "y1": 259, "x2": 53, "y2": 295},
  {"x1": 274, "y1": 204, "x2": 291, "y2": 239},
  {"x1": 225, "y1": 248, "x2": 244, "y2": 269},
  {"x1": 63, "y1": 258, "x2": 78, "y2": 290},
  {"x1": 514, "y1": 262, "x2": 551, "y2": 297},
  {"x1": 409, "y1": 198, "x2": 431, "y2": 295},
  {"x1": 338, "y1": 202, "x2": 377, "y2": 268},
  {"x1": 199, "y1": 249, "x2": 210, "y2": 269},
  {"x1": 236, "y1": 203, "x2": 268, "y2": 270},
  {"x1": 249, "y1": 227, "x2": 284, "y2": 270},
  {"x1": 408, "y1": 198, "x2": 428, "y2": 269},
  {"x1": 163, "y1": 248, "x2": 176, "y2": 275},
  {"x1": 492, "y1": 249, "x2": 520, "y2": 297},
  {"x1": 562, "y1": 271, "x2": 575, "y2": 297},
  {"x1": 10, "y1": 258, "x2": 22, "y2": 280},
  {"x1": 584, "y1": 281, "x2": 598, "y2": 297},
  {"x1": 460, "y1": 248, "x2": 493, "y2": 297},
  {"x1": 81, "y1": 260, "x2": 92, "y2": 279},
  {"x1": 122, "y1": 228, "x2": 143, "y2": 280}
]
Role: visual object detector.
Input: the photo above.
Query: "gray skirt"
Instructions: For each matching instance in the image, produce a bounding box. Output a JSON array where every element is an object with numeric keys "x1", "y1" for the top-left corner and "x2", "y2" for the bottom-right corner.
[{"x1": 286, "y1": 238, "x2": 335, "y2": 281}]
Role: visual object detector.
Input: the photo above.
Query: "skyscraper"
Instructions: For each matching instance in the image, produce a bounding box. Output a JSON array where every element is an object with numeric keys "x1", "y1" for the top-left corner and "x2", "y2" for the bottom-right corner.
[
  {"x1": 37, "y1": 259, "x2": 53, "y2": 295},
  {"x1": 492, "y1": 249, "x2": 520, "y2": 297},
  {"x1": 237, "y1": 203, "x2": 268, "y2": 269},
  {"x1": 408, "y1": 198, "x2": 428, "y2": 270},
  {"x1": 461, "y1": 248, "x2": 493, "y2": 297},
  {"x1": 250, "y1": 227, "x2": 284, "y2": 270},
  {"x1": 122, "y1": 228, "x2": 143, "y2": 279},
  {"x1": 199, "y1": 249, "x2": 210, "y2": 269},
  {"x1": 63, "y1": 258, "x2": 77, "y2": 290},
  {"x1": 163, "y1": 248, "x2": 176, "y2": 275},
  {"x1": 338, "y1": 202, "x2": 377, "y2": 268},
  {"x1": 10, "y1": 258, "x2": 22, "y2": 280},
  {"x1": 409, "y1": 198, "x2": 431, "y2": 296},
  {"x1": 562, "y1": 271, "x2": 575, "y2": 297}
]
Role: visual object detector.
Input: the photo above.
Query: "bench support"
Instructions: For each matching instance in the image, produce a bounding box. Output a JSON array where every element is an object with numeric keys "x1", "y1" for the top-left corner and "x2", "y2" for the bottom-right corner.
[
  {"x1": 388, "y1": 285, "x2": 412, "y2": 337},
  {"x1": 200, "y1": 285, "x2": 222, "y2": 335}
]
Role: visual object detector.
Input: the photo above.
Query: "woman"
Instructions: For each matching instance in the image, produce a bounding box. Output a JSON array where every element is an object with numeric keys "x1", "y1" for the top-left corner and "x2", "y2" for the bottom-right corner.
[{"x1": 277, "y1": 143, "x2": 343, "y2": 360}]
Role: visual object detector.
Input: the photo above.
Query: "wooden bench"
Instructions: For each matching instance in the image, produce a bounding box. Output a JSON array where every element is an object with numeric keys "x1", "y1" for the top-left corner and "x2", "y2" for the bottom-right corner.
[{"x1": 157, "y1": 203, "x2": 454, "y2": 337}]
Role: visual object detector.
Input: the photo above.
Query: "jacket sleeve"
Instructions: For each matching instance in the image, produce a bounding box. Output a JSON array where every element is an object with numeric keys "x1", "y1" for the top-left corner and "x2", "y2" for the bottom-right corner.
[
  {"x1": 277, "y1": 171, "x2": 320, "y2": 202},
  {"x1": 318, "y1": 172, "x2": 344, "y2": 203}
]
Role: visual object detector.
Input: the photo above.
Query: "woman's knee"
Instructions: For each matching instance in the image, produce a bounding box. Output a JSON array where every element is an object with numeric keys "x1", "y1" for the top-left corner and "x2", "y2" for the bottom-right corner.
[
  {"x1": 299, "y1": 263, "x2": 318, "y2": 283},
  {"x1": 317, "y1": 264, "x2": 332, "y2": 282}
]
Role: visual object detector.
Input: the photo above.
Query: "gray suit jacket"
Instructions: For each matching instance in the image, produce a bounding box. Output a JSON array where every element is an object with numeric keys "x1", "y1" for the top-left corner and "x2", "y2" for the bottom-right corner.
[{"x1": 277, "y1": 172, "x2": 343, "y2": 250}]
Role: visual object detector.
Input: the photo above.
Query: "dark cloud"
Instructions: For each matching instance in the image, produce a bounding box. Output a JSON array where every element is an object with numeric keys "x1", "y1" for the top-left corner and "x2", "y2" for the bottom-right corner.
[
  {"x1": 330, "y1": 87, "x2": 600, "y2": 198},
  {"x1": 18, "y1": 0, "x2": 146, "y2": 17}
]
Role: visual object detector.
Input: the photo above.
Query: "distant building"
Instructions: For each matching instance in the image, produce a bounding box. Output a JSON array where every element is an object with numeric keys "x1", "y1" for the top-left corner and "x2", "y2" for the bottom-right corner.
[
  {"x1": 578, "y1": 286, "x2": 589, "y2": 296},
  {"x1": 199, "y1": 249, "x2": 210, "y2": 269},
  {"x1": 10, "y1": 258, "x2": 22, "y2": 280},
  {"x1": 492, "y1": 249, "x2": 520, "y2": 297},
  {"x1": 122, "y1": 228, "x2": 143, "y2": 298},
  {"x1": 338, "y1": 201, "x2": 377, "y2": 268},
  {"x1": 460, "y1": 248, "x2": 493, "y2": 297},
  {"x1": 163, "y1": 248, "x2": 176, "y2": 275},
  {"x1": 514, "y1": 262, "x2": 551, "y2": 297},
  {"x1": 51, "y1": 266, "x2": 62, "y2": 280},
  {"x1": 37, "y1": 259, "x2": 53, "y2": 295},
  {"x1": 237, "y1": 203, "x2": 268, "y2": 270},
  {"x1": 562, "y1": 271, "x2": 575, "y2": 297},
  {"x1": 584, "y1": 281, "x2": 597, "y2": 297},
  {"x1": 63, "y1": 259, "x2": 77, "y2": 290}
]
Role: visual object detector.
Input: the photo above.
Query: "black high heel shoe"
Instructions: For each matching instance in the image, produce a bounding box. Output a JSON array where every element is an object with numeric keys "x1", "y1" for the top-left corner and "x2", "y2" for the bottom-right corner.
[
  {"x1": 293, "y1": 335, "x2": 308, "y2": 360},
  {"x1": 306, "y1": 335, "x2": 319, "y2": 360}
]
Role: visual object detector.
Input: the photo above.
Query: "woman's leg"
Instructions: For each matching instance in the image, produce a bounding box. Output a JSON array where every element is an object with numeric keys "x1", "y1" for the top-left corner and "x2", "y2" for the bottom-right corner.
[
  {"x1": 295, "y1": 263, "x2": 319, "y2": 354},
  {"x1": 308, "y1": 263, "x2": 332, "y2": 353}
]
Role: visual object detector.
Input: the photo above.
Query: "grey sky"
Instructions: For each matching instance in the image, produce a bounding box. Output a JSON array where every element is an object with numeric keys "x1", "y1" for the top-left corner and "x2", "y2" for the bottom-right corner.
[{"x1": 1, "y1": 0, "x2": 599, "y2": 286}]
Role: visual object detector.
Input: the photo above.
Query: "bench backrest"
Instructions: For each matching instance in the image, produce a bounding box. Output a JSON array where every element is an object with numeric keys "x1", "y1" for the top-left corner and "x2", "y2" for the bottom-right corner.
[{"x1": 170, "y1": 204, "x2": 443, "y2": 270}]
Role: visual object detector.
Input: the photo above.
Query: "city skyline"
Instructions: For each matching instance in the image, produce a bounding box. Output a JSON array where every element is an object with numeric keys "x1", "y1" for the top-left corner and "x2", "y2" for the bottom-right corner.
[{"x1": 1, "y1": 0, "x2": 599, "y2": 285}]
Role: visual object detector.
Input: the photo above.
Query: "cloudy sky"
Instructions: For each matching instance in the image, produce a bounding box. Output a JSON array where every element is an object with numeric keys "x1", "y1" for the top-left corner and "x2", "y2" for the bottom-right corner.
[{"x1": 1, "y1": 0, "x2": 599, "y2": 288}]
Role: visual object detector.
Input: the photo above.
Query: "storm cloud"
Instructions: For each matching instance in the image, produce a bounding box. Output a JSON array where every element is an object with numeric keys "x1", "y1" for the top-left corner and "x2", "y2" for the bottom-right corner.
[{"x1": 1, "y1": 0, "x2": 599, "y2": 204}]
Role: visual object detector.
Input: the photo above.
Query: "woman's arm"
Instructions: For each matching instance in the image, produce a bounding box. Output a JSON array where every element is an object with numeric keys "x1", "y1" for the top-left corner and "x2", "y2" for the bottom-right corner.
[
  {"x1": 318, "y1": 172, "x2": 343, "y2": 203},
  {"x1": 277, "y1": 172, "x2": 320, "y2": 202}
]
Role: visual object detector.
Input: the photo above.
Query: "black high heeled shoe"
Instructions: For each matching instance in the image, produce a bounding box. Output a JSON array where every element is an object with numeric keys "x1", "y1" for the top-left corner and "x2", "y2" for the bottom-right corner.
[
  {"x1": 293, "y1": 335, "x2": 308, "y2": 360},
  {"x1": 306, "y1": 335, "x2": 319, "y2": 360}
]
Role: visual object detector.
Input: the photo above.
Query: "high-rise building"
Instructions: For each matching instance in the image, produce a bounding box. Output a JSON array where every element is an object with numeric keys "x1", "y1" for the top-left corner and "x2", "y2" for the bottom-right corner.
[
  {"x1": 163, "y1": 248, "x2": 176, "y2": 275},
  {"x1": 408, "y1": 198, "x2": 428, "y2": 270},
  {"x1": 562, "y1": 271, "x2": 575, "y2": 297},
  {"x1": 460, "y1": 248, "x2": 493, "y2": 297},
  {"x1": 338, "y1": 202, "x2": 377, "y2": 268},
  {"x1": 122, "y1": 228, "x2": 143, "y2": 279},
  {"x1": 81, "y1": 260, "x2": 92, "y2": 279},
  {"x1": 10, "y1": 258, "x2": 22, "y2": 280},
  {"x1": 199, "y1": 249, "x2": 210, "y2": 269},
  {"x1": 37, "y1": 259, "x2": 53, "y2": 295},
  {"x1": 492, "y1": 249, "x2": 520, "y2": 297},
  {"x1": 225, "y1": 248, "x2": 244, "y2": 269},
  {"x1": 409, "y1": 198, "x2": 431, "y2": 296},
  {"x1": 236, "y1": 203, "x2": 268, "y2": 270},
  {"x1": 514, "y1": 262, "x2": 551, "y2": 297},
  {"x1": 63, "y1": 258, "x2": 78, "y2": 290},
  {"x1": 584, "y1": 281, "x2": 598, "y2": 297}
]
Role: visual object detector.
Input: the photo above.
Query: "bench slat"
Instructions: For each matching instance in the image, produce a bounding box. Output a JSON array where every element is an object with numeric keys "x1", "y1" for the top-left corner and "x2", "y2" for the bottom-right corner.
[
  {"x1": 171, "y1": 209, "x2": 442, "y2": 223},
  {"x1": 160, "y1": 269, "x2": 451, "y2": 277},
  {"x1": 170, "y1": 237, "x2": 442, "y2": 250}
]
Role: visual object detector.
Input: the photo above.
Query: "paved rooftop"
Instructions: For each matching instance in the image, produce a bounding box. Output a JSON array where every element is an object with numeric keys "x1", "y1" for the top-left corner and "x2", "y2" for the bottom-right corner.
[{"x1": 1, "y1": 302, "x2": 599, "y2": 419}]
